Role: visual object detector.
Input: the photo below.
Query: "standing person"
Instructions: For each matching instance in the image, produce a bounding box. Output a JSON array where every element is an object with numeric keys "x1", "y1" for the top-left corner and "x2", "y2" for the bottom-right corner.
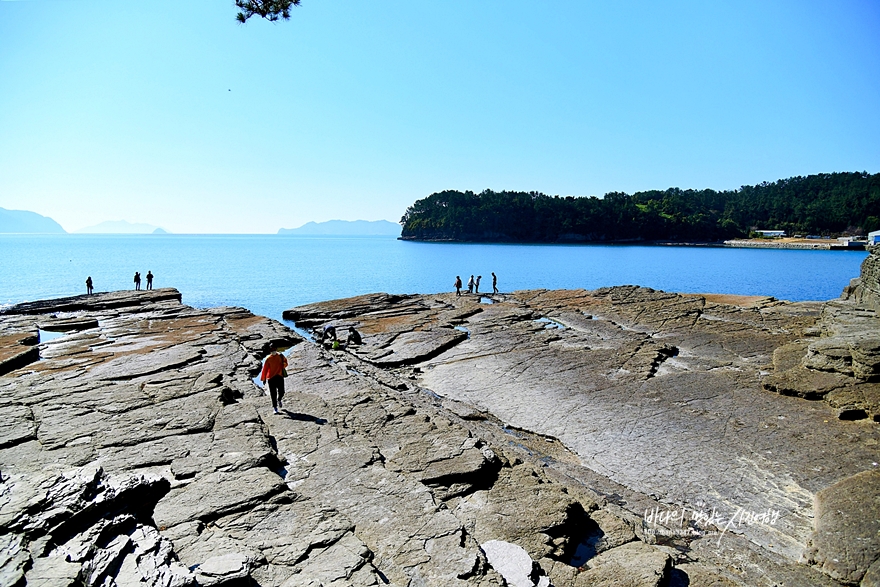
[
  {"x1": 454, "y1": 276, "x2": 462, "y2": 297},
  {"x1": 475, "y1": 275, "x2": 482, "y2": 294},
  {"x1": 492, "y1": 272, "x2": 498, "y2": 294},
  {"x1": 467, "y1": 275, "x2": 475, "y2": 294},
  {"x1": 260, "y1": 343, "x2": 288, "y2": 414},
  {"x1": 86, "y1": 276, "x2": 93, "y2": 295},
  {"x1": 134, "y1": 272, "x2": 141, "y2": 291},
  {"x1": 146, "y1": 271, "x2": 153, "y2": 290}
]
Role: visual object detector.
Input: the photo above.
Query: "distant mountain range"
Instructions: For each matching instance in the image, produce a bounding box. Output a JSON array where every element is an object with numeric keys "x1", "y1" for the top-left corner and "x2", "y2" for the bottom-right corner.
[
  {"x1": 278, "y1": 219, "x2": 401, "y2": 236},
  {"x1": 75, "y1": 220, "x2": 169, "y2": 234},
  {"x1": 1, "y1": 209, "x2": 399, "y2": 236},
  {"x1": 0, "y1": 207, "x2": 66, "y2": 233}
]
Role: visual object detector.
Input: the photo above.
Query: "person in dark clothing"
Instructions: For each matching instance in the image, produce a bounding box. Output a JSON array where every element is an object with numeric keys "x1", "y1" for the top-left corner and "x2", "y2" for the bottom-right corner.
[
  {"x1": 260, "y1": 343, "x2": 288, "y2": 414},
  {"x1": 475, "y1": 275, "x2": 482, "y2": 294},
  {"x1": 146, "y1": 271, "x2": 153, "y2": 290},
  {"x1": 134, "y1": 272, "x2": 141, "y2": 291},
  {"x1": 86, "y1": 276, "x2": 93, "y2": 295},
  {"x1": 454, "y1": 276, "x2": 462, "y2": 296},
  {"x1": 492, "y1": 272, "x2": 498, "y2": 294},
  {"x1": 347, "y1": 326, "x2": 362, "y2": 346},
  {"x1": 321, "y1": 324, "x2": 337, "y2": 344}
]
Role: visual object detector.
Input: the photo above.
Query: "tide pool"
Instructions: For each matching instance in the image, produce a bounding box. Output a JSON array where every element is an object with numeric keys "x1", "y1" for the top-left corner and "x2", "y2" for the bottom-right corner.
[{"x1": 0, "y1": 234, "x2": 866, "y2": 321}]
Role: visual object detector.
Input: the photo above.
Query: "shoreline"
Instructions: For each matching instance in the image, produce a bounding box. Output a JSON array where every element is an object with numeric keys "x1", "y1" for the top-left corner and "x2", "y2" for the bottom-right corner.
[
  {"x1": 723, "y1": 238, "x2": 866, "y2": 250},
  {"x1": 399, "y1": 235, "x2": 868, "y2": 251}
]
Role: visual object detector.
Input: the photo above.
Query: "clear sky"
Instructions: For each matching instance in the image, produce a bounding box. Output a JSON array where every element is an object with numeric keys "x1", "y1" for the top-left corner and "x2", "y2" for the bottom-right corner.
[{"x1": 1, "y1": 1, "x2": 878, "y2": 233}]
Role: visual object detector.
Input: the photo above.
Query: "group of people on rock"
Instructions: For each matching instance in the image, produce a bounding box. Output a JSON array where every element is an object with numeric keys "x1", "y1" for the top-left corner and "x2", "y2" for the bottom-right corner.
[
  {"x1": 454, "y1": 272, "x2": 498, "y2": 297},
  {"x1": 260, "y1": 270, "x2": 500, "y2": 417},
  {"x1": 133, "y1": 271, "x2": 154, "y2": 291},
  {"x1": 86, "y1": 271, "x2": 153, "y2": 296},
  {"x1": 320, "y1": 324, "x2": 362, "y2": 347},
  {"x1": 259, "y1": 324, "x2": 364, "y2": 414},
  {"x1": 84, "y1": 271, "x2": 155, "y2": 294}
]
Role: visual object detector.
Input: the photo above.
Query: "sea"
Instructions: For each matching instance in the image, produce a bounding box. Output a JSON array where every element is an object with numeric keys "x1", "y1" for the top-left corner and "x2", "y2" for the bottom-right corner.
[{"x1": 0, "y1": 234, "x2": 867, "y2": 323}]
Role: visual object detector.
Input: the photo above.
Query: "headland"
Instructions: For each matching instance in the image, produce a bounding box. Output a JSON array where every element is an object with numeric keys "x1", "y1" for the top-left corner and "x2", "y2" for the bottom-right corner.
[{"x1": 1, "y1": 251, "x2": 879, "y2": 586}]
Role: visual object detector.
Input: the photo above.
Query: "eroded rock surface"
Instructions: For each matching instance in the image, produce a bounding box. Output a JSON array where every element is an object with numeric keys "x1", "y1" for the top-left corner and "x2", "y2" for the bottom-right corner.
[
  {"x1": 2, "y1": 289, "x2": 661, "y2": 587},
  {"x1": 285, "y1": 257, "x2": 880, "y2": 586},
  {"x1": 4, "y1": 249, "x2": 880, "y2": 587},
  {"x1": 802, "y1": 470, "x2": 880, "y2": 585}
]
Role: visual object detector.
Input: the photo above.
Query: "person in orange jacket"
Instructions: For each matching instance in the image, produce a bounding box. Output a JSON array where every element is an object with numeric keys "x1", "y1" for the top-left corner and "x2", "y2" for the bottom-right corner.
[{"x1": 260, "y1": 343, "x2": 288, "y2": 414}]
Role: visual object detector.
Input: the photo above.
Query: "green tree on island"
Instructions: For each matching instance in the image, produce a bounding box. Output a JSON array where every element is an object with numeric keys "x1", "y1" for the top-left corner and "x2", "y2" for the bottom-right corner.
[
  {"x1": 400, "y1": 172, "x2": 880, "y2": 243},
  {"x1": 235, "y1": 0, "x2": 300, "y2": 23}
]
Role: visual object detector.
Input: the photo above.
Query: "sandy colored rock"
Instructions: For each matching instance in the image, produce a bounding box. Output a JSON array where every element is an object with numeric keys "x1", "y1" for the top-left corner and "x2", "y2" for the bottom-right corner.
[
  {"x1": 153, "y1": 468, "x2": 286, "y2": 529},
  {"x1": 802, "y1": 470, "x2": 880, "y2": 584},
  {"x1": 0, "y1": 333, "x2": 39, "y2": 376},
  {"x1": 574, "y1": 541, "x2": 671, "y2": 587}
]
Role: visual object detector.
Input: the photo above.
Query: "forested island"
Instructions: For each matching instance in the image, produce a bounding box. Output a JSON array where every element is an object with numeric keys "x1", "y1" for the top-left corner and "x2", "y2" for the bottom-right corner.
[{"x1": 399, "y1": 172, "x2": 880, "y2": 243}]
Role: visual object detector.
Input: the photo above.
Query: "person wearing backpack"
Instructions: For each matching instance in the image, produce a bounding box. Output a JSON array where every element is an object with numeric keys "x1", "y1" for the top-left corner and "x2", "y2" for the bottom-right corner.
[{"x1": 260, "y1": 343, "x2": 288, "y2": 414}]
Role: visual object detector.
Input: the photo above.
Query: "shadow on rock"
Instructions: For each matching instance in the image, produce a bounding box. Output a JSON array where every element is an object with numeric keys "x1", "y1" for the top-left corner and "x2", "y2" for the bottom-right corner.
[{"x1": 281, "y1": 411, "x2": 328, "y2": 425}]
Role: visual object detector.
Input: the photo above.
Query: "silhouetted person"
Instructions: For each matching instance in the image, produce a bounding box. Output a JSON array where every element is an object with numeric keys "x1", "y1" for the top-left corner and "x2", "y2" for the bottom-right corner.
[
  {"x1": 475, "y1": 275, "x2": 482, "y2": 294},
  {"x1": 146, "y1": 271, "x2": 153, "y2": 290},
  {"x1": 467, "y1": 275, "x2": 475, "y2": 294},
  {"x1": 492, "y1": 272, "x2": 498, "y2": 294},
  {"x1": 321, "y1": 324, "x2": 337, "y2": 344},
  {"x1": 86, "y1": 276, "x2": 93, "y2": 295},
  {"x1": 454, "y1": 276, "x2": 462, "y2": 296},
  {"x1": 347, "y1": 326, "x2": 362, "y2": 346},
  {"x1": 260, "y1": 343, "x2": 288, "y2": 414},
  {"x1": 134, "y1": 272, "x2": 141, "y2": 291}
]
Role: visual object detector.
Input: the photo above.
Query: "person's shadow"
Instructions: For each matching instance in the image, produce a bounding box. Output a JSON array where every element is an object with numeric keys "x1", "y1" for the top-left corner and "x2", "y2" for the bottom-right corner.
[{"x1": 281, "y1": 410, "x2": 327, "y2": 425}]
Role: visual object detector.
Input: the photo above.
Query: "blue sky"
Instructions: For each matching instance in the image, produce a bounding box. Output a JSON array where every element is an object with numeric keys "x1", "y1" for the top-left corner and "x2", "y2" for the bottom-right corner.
[{"x1": 1, "y1": 0, "x2": 878, "y2": 233}]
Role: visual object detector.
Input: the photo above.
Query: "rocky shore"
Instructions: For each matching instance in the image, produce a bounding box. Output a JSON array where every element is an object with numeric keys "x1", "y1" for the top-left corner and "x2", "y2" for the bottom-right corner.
[
  {"x1": 2, "y1": 248, "x2": 879, "y2": 586},
  {"x1": 723, "y1": 238, "x2": 864, "y2": 250}
]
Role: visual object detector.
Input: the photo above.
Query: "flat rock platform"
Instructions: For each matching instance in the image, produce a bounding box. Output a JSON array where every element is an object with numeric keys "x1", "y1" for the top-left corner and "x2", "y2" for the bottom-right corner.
[{"x1": 2, "y1": 245, "x2": 880, "y2": 587}]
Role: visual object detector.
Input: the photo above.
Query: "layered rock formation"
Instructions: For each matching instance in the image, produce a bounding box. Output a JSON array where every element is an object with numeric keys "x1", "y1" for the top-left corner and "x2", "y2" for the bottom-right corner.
[
  {"x1": 844, "y1": 246, "x2": 880, "y2": 311},
  {"x1": 0, "y1": 289, "x2": 665, "y2": 587},
  {"x1": 2, "y1": 247, "x2": 879, "y2": 587},
  {"x1": 284, "y1": 250, "x2": 880, "y2": 586}
]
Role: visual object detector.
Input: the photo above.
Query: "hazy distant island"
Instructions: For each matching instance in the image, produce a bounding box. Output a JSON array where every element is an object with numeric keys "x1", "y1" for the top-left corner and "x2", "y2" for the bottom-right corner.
[
  {"x1": 400, "y1": 172, "x2": 880, "y2": 244},
  {"x1": 75, "y1": 220, "x2": 169, "y2": 234},
  {"x1": 278, "y1": 219, "x2": 401, "y2": 236},
  {"x1": 0, "y1": 207, "x2": 66, "y2": 234}
]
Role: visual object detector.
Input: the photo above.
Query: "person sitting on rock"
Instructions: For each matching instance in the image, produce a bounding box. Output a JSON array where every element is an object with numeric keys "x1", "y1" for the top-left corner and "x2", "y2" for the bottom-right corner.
[
  {"x1": 346, "y1": 326, "x2": 362, "y2": 346},
  {"x1": 260, "y1": 343, "x2": 288, "y2": 414},
  {"x1": 321, "y1": 324, "x2": 337, "y2": 344}
]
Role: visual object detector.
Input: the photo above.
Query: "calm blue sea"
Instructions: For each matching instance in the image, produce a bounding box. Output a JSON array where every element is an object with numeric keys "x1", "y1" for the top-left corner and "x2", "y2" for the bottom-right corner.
[{"x1": 0, "y1": 235, "x2": 867, "y2": 322}]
